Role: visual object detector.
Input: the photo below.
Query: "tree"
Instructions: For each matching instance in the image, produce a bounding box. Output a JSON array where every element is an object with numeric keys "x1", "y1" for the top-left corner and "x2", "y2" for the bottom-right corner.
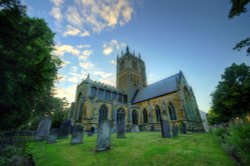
[
  {"x1": 0, "y1": 0, "x2": 62, "y2": 130},
  {"x1": 228, "y1": 0, "x2": 250, "y2": 55},
  {"x1": 207, "y1": 109, "x2": 221, "y2": 125},
  {"x1": 211, "y1": 63, "x2": 250, "y2": 123}
]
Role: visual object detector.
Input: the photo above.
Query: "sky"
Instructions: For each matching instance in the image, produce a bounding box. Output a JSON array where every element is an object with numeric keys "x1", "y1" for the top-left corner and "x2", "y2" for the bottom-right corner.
[{"x1": 21, "y1": 0, "x2": 250, "y2": 112}]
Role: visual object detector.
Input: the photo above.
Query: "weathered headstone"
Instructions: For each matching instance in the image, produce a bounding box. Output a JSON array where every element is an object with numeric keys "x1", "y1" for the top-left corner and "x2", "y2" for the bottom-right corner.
[
  {"x1": 130, "y1": 125, "x2": 140, "y2": 132},
  {"x1": 150, "y1": 124, "x2": 155, "y2": 131},
  {"x1": 87, "y1": 131, "x2": 93, "y2": 136},
  {"x1": 181, "y1": 122, "x2": 187, "y2": 134},
  {"x1": 71, "y1": 125, "x2": 84, "y2": 144},
  {"x1": 87, "y1": 126, "x2": 95, "y2": 136},
  {"x1": 96, "y1": 119, "x2": 111, "y2": 152},
  {"x1": 47, "y1": 128, "x2": 58, "y2": 144},
  {"x1": 58, "y1": 119, "x2": 72, "y2": 139},
  {"x1": 160, "y1": 119, "x2": 171, "y2": 138},
  {"x1": 117, "y1": 112, "x2": 125, "y2": 138},
  {"x1": 172, "y1": 124, "x2": 179, "y2": 137},
  {"x1": 34, "y1": 117, "x2": 52, "y2": 141}
]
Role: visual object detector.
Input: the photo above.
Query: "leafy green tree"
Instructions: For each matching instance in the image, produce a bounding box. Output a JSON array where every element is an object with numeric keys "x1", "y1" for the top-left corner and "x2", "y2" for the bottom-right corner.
[
  {"x1": 211, "y1": 63, "x2": 250, "y2": 123},
  {"x1": 207, "y1": 109, "x2": 221, "y2": 125},
  {"x1": 228, "y1": 0, "x2": 250, "y2": 55},
  {"x1": 0, "y1": 0, "x2": 62, "y2": 130}
]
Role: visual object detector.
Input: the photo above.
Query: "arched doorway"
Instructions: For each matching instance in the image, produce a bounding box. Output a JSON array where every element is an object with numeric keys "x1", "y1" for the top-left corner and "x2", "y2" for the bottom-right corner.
[
  {"x1": 169, "y1": 103, "x2": 177, "y2": 120},
  {"x1": 155, "y1": 105, "x2": 161, "y2": 122},
  {"x1": 132, "y1": 110, "x2": 138, "y2": 125},
  {"x1": 143, "y1": 109, "x2": 148, "y2": 123},
  {"x1": 99, "y1": 104, "x2": 108, "y2": 121}
]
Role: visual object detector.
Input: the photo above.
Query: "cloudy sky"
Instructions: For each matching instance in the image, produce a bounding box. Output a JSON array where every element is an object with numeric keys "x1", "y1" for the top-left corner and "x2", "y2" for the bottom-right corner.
[{"x1": 22, "y1": 0, "x2": 250, "y2": 112}]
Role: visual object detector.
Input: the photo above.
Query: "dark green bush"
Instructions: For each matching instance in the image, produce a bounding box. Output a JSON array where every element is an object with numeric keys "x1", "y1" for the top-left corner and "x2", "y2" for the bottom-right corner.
[
  {"x1": 224, "y1": 124, "x2": 250, "y2": 165},
  {"x1": 0, "y1": 146, "x2": 23, "y2": 166}
]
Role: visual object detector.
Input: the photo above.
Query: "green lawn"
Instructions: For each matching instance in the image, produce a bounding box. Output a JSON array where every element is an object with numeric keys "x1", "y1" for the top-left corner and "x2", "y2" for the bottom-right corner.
[{"x1": 27, "y1": 132, "x2": 235, "y2": 166}]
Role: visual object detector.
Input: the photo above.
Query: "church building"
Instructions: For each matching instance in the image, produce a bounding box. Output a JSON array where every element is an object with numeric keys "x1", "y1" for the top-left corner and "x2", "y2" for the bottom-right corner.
[{"x1": 69, "y1": 47, "x2": 204, "y2": 132}]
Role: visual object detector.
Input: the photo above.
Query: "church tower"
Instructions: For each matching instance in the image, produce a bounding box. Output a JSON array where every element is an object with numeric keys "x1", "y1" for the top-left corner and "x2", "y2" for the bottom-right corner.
[{"x1": 116, "y1": 46, "x2": 147, "y2": 102}]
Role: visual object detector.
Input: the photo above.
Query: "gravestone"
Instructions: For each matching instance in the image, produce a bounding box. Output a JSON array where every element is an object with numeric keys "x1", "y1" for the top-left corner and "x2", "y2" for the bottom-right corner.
[
  {"x1": 34, "y1": 117, "x2": 52, "y2": 141},
  {"x1": 172, "y1": 124, "x2": 179, "y2": 137},
  {"x1": 117, "y1": 112, "x2": 125, "y2": 138},
  {"x1": 150, "y1": 124, "x2": 155, "y2": 131},
  {"x1": 96, "y1": 119, "x2": 111, "y2": 152},
  {"x1": 87, "y1": 126, "x2": 95, "y2": 136},
  {"x1": 71, "y1": 125, "x2": 84, "y2": 144},
  {"x1": 130, "y1": 125, "x2": 140, "y2": 132},
  {"x1": 160, "y1": 119, "x2": 171, "y2": 138},
  {"x1": 181, "y1": 122, "x2": 187, "y2": 134},
  {"x1": 47, "y1": 128, "x2": 58, "y2": 144},
  {"x1": 58, "y1": 119, "x2": 72, "y2": 138},
  {"x1": 87, "y1": 131, "x2": 93, "y2": 136}
]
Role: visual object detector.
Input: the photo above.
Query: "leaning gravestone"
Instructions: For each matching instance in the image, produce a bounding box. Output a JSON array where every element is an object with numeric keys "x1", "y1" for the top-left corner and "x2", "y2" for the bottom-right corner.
[
  {"x1": 71, "y1": 125, "x2": 84, "y2": 144},
  {"x1": 160, "y1": 119, "x2": 171, "y2": 138},
  {"x1": 34, "y1": 117, "x2": 52, "y2": 141},
  {"x1": 47, "y1": 128, "x2": 58, "y2": 144},
  {"x1": 130, "y1": 125, "x2": 140, "y2": 132},
  {"x1": 117, "y1": 112, "x2": 125, "y2": 138},
  {"x1": 58, "y1": 119, "x2": 72, "y2": 139},
  {"x1": 172, "y1": 124, "x2": 179, "y2": 137},
  {"x1": 181, "y1": 122, "x2": 187, "y2": 134},
  {"x1": 96, "y1": 119, "x2": 111, "y2": 152}
]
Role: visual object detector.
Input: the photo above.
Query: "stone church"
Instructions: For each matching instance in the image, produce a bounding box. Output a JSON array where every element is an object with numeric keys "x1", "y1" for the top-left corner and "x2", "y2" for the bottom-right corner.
[{"x1": 69, "y1": 47, "x2": 204, "y2": 132}]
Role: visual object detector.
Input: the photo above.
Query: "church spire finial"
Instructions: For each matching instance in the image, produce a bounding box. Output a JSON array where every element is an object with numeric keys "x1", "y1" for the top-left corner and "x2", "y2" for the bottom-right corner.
[{"x1": 126, "y1": 46, "x2": 130, "y2": 54}]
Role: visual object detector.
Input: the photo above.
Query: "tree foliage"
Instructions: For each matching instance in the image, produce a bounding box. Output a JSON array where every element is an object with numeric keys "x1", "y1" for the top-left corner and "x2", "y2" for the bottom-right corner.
[
  {"x1": 207, "y1": 109, "x2": 221, "y2": 125},
  {"x1": 0, "y1": 0, "x2": 62, "y2": 130},
  {"x1": 211, "y1": 63, "x2": 250, "y2": 123},
  {"x1": 228, "y1": 0, "x2": 250, "y2": 55}
]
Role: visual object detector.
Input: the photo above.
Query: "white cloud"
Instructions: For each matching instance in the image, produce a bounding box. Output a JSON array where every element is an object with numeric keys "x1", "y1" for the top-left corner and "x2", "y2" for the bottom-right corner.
[
  {"x1": 50, "y1": 0, "x2": 134, "y2": 36},
  {"x1": 103, "y1": 47, "x2": 113, "y2": 56},
  {"x1": 57, "y1": 74, "x2": 67, "y2": 82},
  {"x1": 71, "y1": 66, "x2": 78, "y2": 72},
  {"x1": 80, "y1": 31, "x2": 90, "y2": 37},
  {"x1": 102, "y1": 39, "x2": 126, "y2": 56},
  {"x1": 76, "y1": 44, "x2": 91, "y2": 49},
  {"x1": 110, "y1": 60, "x2": 116, "y2": 65},
  {"x1": 50, "y1": 7, "x2": 63, "y2": 21},
  {"x1": 66, "y1": 6, "x2": 82, "y2": 27},
  {"x1": 93, "y1": 71, "x2": 115, "y2": 86},
  {"x1": 50, "y1": 0, "x2": 64, "y2": 22},
  {"x1": 53, "y1": 44, "x2": 81, "y2": 56},
  {"x1": 79, "y1": 61, "x2": 95, "y2": 70},
  {"x1": 50, "y1": 0, "x2": 64, "y2": 6},
  {"x1": 63, "y1": 25, "x2": 81, "y2": 36},
  {"x1": 54, "y1": 85, "x2": 76, "y2": 102},
  {"x1": 61, "y1": 59, "x2": 71, "y2": 67},
  {"x1": 67, "y1": 76, "x2": 79, "y2": 83}
]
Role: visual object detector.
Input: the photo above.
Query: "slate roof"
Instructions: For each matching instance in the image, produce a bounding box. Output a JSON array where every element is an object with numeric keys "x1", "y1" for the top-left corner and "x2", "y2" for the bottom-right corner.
[{"x1": 132, "y1": 72, "x2": 181, "y2": 103}]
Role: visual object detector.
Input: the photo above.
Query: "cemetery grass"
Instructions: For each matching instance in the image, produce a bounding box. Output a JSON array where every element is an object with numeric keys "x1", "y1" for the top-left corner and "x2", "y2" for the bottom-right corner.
[{"x1": 27, "y1": 132, "x2": 235, "y2": 166}]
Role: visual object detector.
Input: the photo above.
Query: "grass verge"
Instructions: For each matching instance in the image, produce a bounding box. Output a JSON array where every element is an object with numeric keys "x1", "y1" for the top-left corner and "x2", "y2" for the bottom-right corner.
[{"x1": 28, "y1": 132, "x2": 235, "y2": 166}]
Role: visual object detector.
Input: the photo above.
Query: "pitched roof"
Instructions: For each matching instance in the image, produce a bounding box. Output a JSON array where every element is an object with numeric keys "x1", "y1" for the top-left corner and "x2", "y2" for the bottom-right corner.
[{"x1": 132, "y1": 72, "x2": 181, "y2": 103}]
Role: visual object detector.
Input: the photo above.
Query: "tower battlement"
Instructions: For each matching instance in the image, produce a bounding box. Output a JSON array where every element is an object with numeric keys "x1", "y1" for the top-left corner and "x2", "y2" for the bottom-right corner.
[{"x1": 116, "y1": 46, "x2": 147, "y2": 102}]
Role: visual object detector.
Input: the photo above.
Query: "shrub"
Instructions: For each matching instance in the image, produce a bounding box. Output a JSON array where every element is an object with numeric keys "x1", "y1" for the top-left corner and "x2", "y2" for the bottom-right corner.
[{"x1": 225, "y1": 124, "x2": 250, "y2": 165}]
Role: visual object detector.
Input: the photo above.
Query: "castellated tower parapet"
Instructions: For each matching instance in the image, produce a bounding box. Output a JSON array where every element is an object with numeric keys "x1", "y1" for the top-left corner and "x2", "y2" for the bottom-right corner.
[{"x1": 116, "y1": 46, "x2": 147, "y2": 102}]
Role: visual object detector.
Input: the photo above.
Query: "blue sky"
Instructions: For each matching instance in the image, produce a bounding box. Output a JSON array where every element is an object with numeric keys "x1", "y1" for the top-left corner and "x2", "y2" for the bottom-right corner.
[{"x1": 22, "y1": 0, "x2": 250, "y2": 112}]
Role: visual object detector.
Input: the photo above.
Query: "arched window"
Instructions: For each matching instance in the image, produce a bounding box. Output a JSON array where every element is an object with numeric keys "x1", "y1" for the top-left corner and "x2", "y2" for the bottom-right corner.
[
  {"x1": 155, "y1": 105, "x2": 161, "y2": 122},
  {"x1": 169, "y1": 103, "x2": 177, "y2": 120},
  {"x1": 99, "y1": 105, "x2": 108, "y2": 121},
  {"x1": 132, "y1": 110, "x2": 138, "y2": 125},
  {"x1": 90, "y1": 87, "x2": 97, "y2": 97},
  {"x1": 143, "y1": 109, "x2": 148, "y2": 123}
]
